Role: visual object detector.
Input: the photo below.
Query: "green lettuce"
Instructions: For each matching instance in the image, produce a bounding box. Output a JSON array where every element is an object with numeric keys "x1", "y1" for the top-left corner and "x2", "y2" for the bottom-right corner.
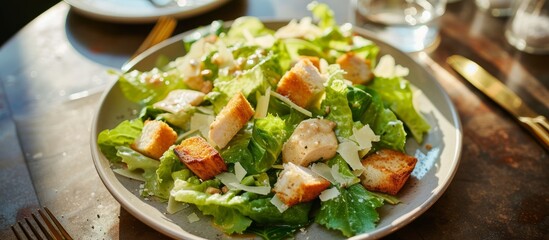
[
  {"x1": 154, "y1": 147, "x2": 186, "y2": 200},
  {"x1": 308, "y1": 1, "x2": 336, "y2": 29},
  {"x1": 315, "y1": 184, "x2": 384, "y2": 237},
  {"x1": 347, "y1": 86, "x2": 406, "y2": 152},
  {"x1": 171, "y1": 179, "x2": 312, "y2": 234},
  {"x1": 118, "y1": 68, "x2": 186, "y2": 106},
  {"x1": 208, "y1": 53, "x2": 282, "y2": 113},
  {"x1": 368, "y1": 77, "x2": 430, "y2": 143},
  {"x1": 97, "y1": 119, "x2": 143, "y2": 162},
  {"x1": 221, "y1": 115, "x2": 289, "y2": 175},
  {"x1": 116, "y1": 146, "x2": 160, "y2": 197},
  {"x1": 322, "y1": 79, "x2": 354, "y2": 138}
]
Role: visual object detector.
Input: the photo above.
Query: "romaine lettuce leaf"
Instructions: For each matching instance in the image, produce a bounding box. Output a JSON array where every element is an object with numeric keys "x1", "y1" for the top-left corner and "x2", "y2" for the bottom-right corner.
[
  {"x1": 171, "y1": 179, "x2": 311, "y2": 234},
  {"x1": 308, "y1": 2, "x2": 336, "y2": 30},
  {"x1": 118, "y1": 68, "x2": 186, "y2": 106},
  {"x1": 227, "y1": 17, "x2": 274, "y2": 40},
  {"x1": 247, "y1": 115, "x2": 289, "y2": 174},
  {"x1": 116, "y1": 146, "x2": 160, "y2": 197},
  {"x1": 221, "y1": 115, "x2": 289, "y2": 175},
  {"x1": 154, "y1": 147, "x2": 186, "y2": 200},
  {"x1": 208, "y1": 53, "x2": 281, "y2": 113},
  {"x1": 368, "y1": 77, "x2": 430, "y2": 143},
  {"x1": 183, "y1": 20, "x2": 226, "y2": 52},
  {"x1": 322, "y1": 79, "x2": 354, "y2": 138},
  {"x1": 315, "y1": 184, "x2": 384, "y2": 237},
  {"x1": 97, "y1": 119, "x2": 143, "y2": 162},
  {"x1": 347, "y1": 86, "x2": 406, "y2": 152}
]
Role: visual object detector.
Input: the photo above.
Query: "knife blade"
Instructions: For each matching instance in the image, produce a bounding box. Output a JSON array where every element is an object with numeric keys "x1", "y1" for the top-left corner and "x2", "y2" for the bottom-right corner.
[{"x1": 447, "y1": 55, "x2": 549, "y2": 150}]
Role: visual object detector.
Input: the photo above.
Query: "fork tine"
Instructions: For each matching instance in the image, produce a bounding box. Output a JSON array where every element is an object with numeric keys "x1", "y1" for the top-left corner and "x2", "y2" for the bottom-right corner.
[
  {"x1": 11, "y1": 224, "x2": 26, "y2": 240},
  {"x1": 24, "y1": 218, "x2": 44, "y2": 239},
  {"x1": 43, "y1": 207, "x2": 73, "y2": 240},
  {"x1": 34, "y1": 212, "x2": 56, "y2": 240}
]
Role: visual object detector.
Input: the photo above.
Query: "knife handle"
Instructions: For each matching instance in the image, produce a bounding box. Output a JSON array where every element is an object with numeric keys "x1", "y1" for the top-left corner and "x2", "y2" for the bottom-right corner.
[{"x1": 519, "y1": 116, "x2": 549, "y2": 151}]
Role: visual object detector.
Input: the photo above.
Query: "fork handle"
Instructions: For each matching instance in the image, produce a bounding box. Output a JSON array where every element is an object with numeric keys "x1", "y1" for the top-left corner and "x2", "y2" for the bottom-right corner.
[{"x1": 519, "y1": 116, "x2": 549, "y2": 151}]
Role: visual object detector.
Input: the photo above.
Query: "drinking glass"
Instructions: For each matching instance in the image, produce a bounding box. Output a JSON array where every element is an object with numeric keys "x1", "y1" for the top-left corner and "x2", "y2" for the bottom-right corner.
[
  {"x1": 354, "y1": 0, "x2": 447, "y2": 52},
  {"x1": 505, "y1": 0, "x2": 549, "y2": 54},
  {"x1": 475, "y1": 0, "x2": 515, "y2": 17}
]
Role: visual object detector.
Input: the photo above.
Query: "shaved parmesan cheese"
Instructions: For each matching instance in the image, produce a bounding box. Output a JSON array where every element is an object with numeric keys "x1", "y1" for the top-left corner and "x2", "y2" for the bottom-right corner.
[
  {"x1": 319, "y1": 187, "x2": 340, "y2": 201},
  {"x1": 113, "y1": 168, "x2": 145, "y2": 182},
  {"x1": 337, "y1": 141, "x2": 364, "y2": 171},
  {"x1": 196, "y1": 106, "x2": 214, "y2": 115},
  {"x1": 216, "y1": 172, "x2": 271, "y2": 195},
  {"x1": 215, "y1": 172, "x2": 239, "y2": 190},
  {"x1": 374, "y1": 55, "x2": 409, "y2": 78},
  {"x1": 229, "y1": 183, "x2": 271, "y2": 195},
  {"x1": 270, "y1": 195, "x2": 289, "y2": 213},
  {"x1": 352, "y1": 124, "x2": 380, "y2": 152},
  {"x1": 167, "y1": 195, "x2": 188, "y2": 214},
  {"x1": 271, "y1": 91, "x2": 312, "y2": 117},
  {"x1": 187, "y1": 212, "x2": 200, "y2": 223},
  {"x1": 234, "y1": 162, "x2": 247, "y2": 182},
  {"x1": 254, "y1": 87, "x2": 271, "y2": 119},
  {"x1": 190, "y1": 113, "x2": 215, "y2": 140},
  {"x1": 310, "y1": 163, "x2": 337, "y2": 184}
]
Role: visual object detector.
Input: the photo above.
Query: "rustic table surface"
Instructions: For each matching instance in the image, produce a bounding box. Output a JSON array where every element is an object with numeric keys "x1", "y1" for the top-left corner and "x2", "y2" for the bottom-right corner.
[{"x1": 0, "y1": 0, "x2": 547, "y2": 239}]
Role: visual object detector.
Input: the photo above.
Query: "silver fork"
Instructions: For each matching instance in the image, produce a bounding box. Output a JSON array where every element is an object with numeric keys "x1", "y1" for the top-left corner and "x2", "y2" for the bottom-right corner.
[{"x1": 11, "y1": 207, "x2": 73, "y2": 240}]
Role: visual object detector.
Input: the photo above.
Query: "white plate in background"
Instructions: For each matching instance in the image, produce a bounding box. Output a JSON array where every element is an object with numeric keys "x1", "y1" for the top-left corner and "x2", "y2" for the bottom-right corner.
[{"x1": 64, "y1": 0, "x2": 229, "y2": 23}]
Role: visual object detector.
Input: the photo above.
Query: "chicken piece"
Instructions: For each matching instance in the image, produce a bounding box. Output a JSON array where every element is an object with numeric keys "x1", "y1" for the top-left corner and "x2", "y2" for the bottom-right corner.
[
  {"x1": 273, "y1": 162, "x2": 331, "y2": 206},
  {"x1": 209, "y1": 92, "x2": 254, "y2": 149},
  {"x1": 174, "y1": 136, "x2": 227, "y2": 180},
  {"x1": 360, "y1": 149, "x2": 417, "y2": 195},
  {"x1": 336, "y1": 52, "x2": 374, "y2": 85},
  {"x1": 282, "y1": 119, "x2": 338, "y2": 166},
  {"x1": 153, "y1": 89, "x2": 205, "y2": 113},
  {"x1": 131, "y1": 120, "x2": 178, "y2": 159},
  {"x1": 276, "y1": 58, "x2": 325, "y2": 108}
]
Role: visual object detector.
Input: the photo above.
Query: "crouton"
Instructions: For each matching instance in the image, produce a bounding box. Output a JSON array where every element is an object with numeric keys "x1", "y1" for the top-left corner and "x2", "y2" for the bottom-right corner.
[
  {"x1": 282, "y1": 119, "x2": 338, "y2": 166},
  {"x1": 273, "y1": 162, "x2": 331, "y2": 206},
  {"x1": 153, "y1": 89, "x2": 205, "y2": 113},
  {"x1": 298, "y1": 56, "x2": 320, "y2": 70},
  {"x1": 276, "y1": 58, "x2": 324, "y2": 108},
  {"x1": 131, "y1": 120, "x2": 177, "y2": 159},
  {"x1": 336, "y1": 52, "x2": 374, "y2": 85},
  {"x1": 209, "y1": 92, "x2": 254, "y2": 149},
  {"x1": 360, "y1": 149, "x2": 417, "y2": 195},
  {"x1": 174, "y1": 136, "x2": 227, "y2": 180}
]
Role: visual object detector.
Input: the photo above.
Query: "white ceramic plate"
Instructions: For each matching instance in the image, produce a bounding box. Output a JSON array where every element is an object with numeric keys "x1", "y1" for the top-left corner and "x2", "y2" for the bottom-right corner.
[
  {"x1": 91, "y1": 21, "x2": 462, "y2": 239},
  {"x1": 64, "y1": 0, "x2": 229, "y2": 23}
]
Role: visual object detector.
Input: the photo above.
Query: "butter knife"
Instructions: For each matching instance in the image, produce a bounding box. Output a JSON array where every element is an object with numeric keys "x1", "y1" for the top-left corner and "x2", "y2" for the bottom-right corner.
[{"x1": 447, "y1": 55, "x2": 549, "y2": 150}]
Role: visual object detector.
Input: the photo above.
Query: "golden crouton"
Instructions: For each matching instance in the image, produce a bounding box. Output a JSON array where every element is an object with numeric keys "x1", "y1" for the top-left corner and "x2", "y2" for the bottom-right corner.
[
  {"x1": 209, "y1": 92, "x2": 254, "y2": 149},
  {"x1": 273, "y1": 162, "x2": 331, "y2": 206},
  {"x1": 336, "y1": 52, "x2": 373, "y2": 85},
  {"x1": 298, "y1": 56, "x2": 320, "y2": 70},
  {"x1": 276, "y1": 58, "x2": 325, "y2": 108},
  {"x1": 282, "y1": 119, "x2": 338, "y2": 166},
  {"x1": 174, "y1": 136, "x2": 227, "y2": 180},
  {"x1": 360, "y1": 149, "x2": 417, "y2": 195},
  {"x1": 131, "y1": 120, "x2": 177, "y2": 159}
]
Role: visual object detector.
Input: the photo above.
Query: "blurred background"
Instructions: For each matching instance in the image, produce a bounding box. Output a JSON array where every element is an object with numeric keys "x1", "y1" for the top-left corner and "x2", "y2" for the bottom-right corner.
[{"x1": 1, "y1": 0, "x2": 60, "y2": 46}]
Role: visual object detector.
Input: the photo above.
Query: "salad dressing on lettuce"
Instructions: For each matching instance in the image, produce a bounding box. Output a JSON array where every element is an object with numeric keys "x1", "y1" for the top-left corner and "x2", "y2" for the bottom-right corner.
[{"x1": 97, "y1": 2, "x2": 430, "y2": 239}]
